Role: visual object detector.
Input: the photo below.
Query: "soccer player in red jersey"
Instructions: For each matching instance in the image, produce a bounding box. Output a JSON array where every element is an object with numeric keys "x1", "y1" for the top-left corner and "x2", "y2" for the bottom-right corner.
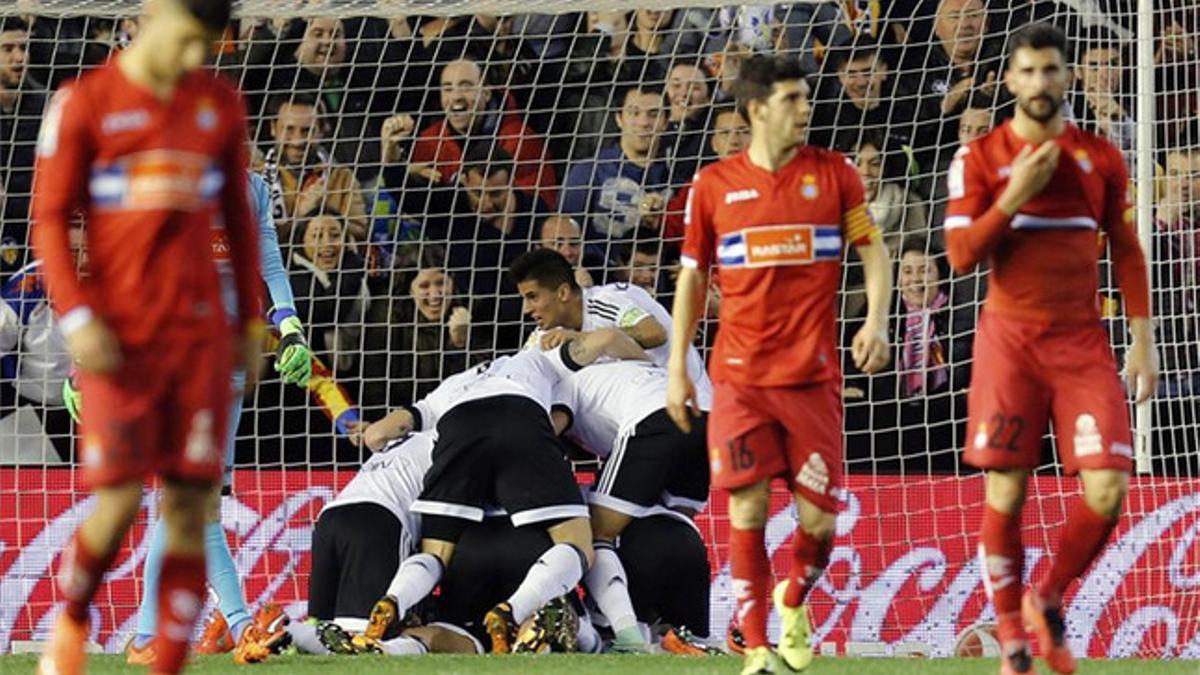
[
  {"x1": 943, "y1": 24, "x2": 1157, "y2": 675},
  {"x1": 30, "y1": 1, "x2": 263, "y2": 674},
  {"x1": 667, "y1": 55, "x2": 892, "y2": 675}
]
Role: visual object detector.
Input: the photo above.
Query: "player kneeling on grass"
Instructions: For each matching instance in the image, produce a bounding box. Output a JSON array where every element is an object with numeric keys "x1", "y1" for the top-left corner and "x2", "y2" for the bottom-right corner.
[
  {"x1": 356, "y1": 331, "x2": 651, "y2": 653},
  {"x1": 30, "y1": 1, "x2": 266, "y2": 674},
  {"x1": 668, "y1": 54, "x2": 893, "y2": 675},
  {"x1": 944, "y1": 23, "x2": 1157, "y2": 675}
]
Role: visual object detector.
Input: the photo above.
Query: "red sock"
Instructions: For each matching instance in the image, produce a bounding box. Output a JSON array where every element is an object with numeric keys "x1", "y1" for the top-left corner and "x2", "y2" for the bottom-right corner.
[
  {"x1": 1038, "y1": 496, "x2": 1118, "y2": 604},
  {"x1": 730, "y1": 526, "x2": 771, "y2": 649},
  {"x1": 58, "y1": 531, "x2": 118, "y2": 623},
  {"x1": 783, "y1": 528, "x2": 832, "y2": 608},
  {"x1": 980, "y1": 505, "x2": 1024, "y2": 644},
  {"x1": 154, "y1": 553, "x2": 207, "y2": 674}
]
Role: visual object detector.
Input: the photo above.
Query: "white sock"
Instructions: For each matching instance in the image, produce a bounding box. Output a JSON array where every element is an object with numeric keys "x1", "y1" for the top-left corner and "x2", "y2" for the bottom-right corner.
[
  {"x1": 387, "y1": 553, "x2": 443, "y2": 615},
  {"x1": 583, "y1": 543, "x2": 639, "y2": 634},
  {"x1": 380, "y1": 635, "x2": 428, "y2": 656},
  {"x1": 507, "y1": 543, "x2": 585, "y2": 623},
  {"x1": 285, "y1": 622, "x2": 330, "y2": 655},
  {"x1": 577, "y1": 613, "x2": 602, "y2": 654}
]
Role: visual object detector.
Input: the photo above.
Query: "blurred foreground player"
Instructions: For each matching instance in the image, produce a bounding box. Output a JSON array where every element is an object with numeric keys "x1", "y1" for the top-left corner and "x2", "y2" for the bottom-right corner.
[
  {"x1": 667, "y1": 55, "x2": 892, "y2": 675},
  {"x1": 31, "y1": 1, "x2": 264, "y2": 673},
  {"x1": 943, "y1": 23, "x2": 1156, "y2": 675}
]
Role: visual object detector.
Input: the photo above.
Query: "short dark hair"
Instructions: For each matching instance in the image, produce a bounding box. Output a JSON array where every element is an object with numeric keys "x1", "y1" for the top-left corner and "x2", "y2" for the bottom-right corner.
[
  {"x1": 509, "y1": 248, "x2": 578, "y2": 292},
  {"x1": 1008, "y1": 22, "x2": 1068, "y2": 61},
  {"x1": 291, "y1": 207, "x2": 345, "y2": 249},
  {"x1": 269, "y1": 92, "x2": 322, "y2": 118},
  {"x1": 462, "y1": 142, "x2": 514, "y2": 180},
  {"x1": 0, "y1": 16, "x2": 30, "y2": 33},
  {"x1": 826, "y1": 35, "x2": 883, "y2": 73},
  {"x1": 176, "y1": 0, "x2": 233, "y2": 33},
  {"x1": 835, "y1": 127, "x2": 888, "y2": 155},
  {"x1": 619, "y1": 83, "x2": 670, "y2": 113},
  {"x1": 734, "y1": 55, "x2": 809, "y2": 120},
  {"x1": 710, "y1": 102, "x2": 745, "y2": 127}
]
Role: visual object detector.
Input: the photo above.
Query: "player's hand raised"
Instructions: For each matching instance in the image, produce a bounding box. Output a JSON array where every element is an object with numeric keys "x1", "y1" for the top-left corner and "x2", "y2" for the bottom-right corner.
[
  {"x1": 66, "y1": 317, "x2": 122, "y2": 374},
  {"x1": 851, "y1": 323, "x2": 890, "y2": 374},
  {"x1": 667, "y1": 367, "x2": 702, "y2": 433},
  {"x1": 1000, "y1": 141, "x2": 1061, "y2": 214}
]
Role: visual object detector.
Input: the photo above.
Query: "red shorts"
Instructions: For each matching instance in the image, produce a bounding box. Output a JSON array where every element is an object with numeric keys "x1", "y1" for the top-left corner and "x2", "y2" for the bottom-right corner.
[
  {"x1": 963, "y1": 312, "x2": 1133, "y2": 475},
  {"x1": 707, "y1": 380, "x2": 842, "y2": 512},
  {"x1": 78, "y1": 332, "x2": 232, "y2": 488}
]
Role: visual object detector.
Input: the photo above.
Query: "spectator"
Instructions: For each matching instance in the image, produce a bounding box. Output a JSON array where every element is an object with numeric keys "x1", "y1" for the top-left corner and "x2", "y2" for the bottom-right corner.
[
  {"x1": 0, "y1": 226, "x2": 77, "y2": 461},
  {"x1": 663, "y1": 104, "x2": 750, "y2": 239},
  {"x1": 1153, "y1": 140, "x2": 1200, "y2": 476},
  {"x1": 625, "y1": 10, "x2": 683, "y2": 83},
  {"x1": 539, "y1": 215, "x2": 596, "y2": 288},
  {"x1": 360, "y1": 245, "x2": 475, "y2": 420},
  {"x1": 0, "y1": 17, "x2": 45, "y2": 277},
  {"x1": 811, "y1": 36, "x2": 927, "y2": 159},
  {"x1": 664, "y1": 61, "x2": 713, "y2": 185},
  {"x1": 848, "y1": 129, "x2": 928, "y2": 252},
  {"x1": 844, "y1": 239, "x2": 972, "y2": 473},
  {"x1": 560, "y1": 83, "x2": 671, "y2": 252},
  {"x1": 289, "y1": 210, "x2": 369, "y2": 375},
  {"x1": 426, "y1": 143, "x2": 544, "y2": 353},
  {"x1": 266, "y1": 17, "x2": 389, "y2": 175},
  {"x1": 613, "y1": 234, "x2": 675, "y2": 301},
  {"x1": 1073, "y1": 34, "x2": 1134, "y2": 159},
  {"x1": 265, "y1": 94, "x2": 369, "y2": 243},
  {"x1": 1155, "y1": 143, "x2": 1200, "y2": 394},
  {"x1": 1154, "y1": 8, "x2": 1200, "y2": 155},
  {"x1": 957, "y1": 93, "x2": 993, "y2": 145},
  {"x1": 899, "y1": 0, "x2": 1004, "y2": 148},
  {"x1": 385, "y1": 57, "x2": 557, "y2": 209}
]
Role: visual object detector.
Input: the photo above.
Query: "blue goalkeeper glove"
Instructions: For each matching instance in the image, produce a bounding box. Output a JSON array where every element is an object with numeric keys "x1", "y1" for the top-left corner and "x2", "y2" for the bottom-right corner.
[
  {"x1": 275, "y1": 316, "x2": 313, "y2": 387},
  {"x1": 62, "y1": 373, "x2": 82, "y2": 423}
]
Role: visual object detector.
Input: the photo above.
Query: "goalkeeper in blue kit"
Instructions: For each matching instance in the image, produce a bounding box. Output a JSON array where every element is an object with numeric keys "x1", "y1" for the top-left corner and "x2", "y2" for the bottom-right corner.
[{"x1": 62, "y1": 171, "x2": 314, "y2": 660}]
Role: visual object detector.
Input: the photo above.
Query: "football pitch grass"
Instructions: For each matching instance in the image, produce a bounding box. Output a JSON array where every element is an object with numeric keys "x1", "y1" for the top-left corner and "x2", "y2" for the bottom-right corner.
[{"x1": 2, "y1": 654, "x2": 1198, "y2": 674}]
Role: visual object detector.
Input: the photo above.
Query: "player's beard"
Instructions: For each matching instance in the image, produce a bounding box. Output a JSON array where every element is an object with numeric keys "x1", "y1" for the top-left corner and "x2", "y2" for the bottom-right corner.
[{"x1": 1018, "y1": 92, "x2": 1062, "y2": 123}]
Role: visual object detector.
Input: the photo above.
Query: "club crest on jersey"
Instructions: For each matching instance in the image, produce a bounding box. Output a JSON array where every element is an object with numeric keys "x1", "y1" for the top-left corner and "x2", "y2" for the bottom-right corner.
[
  {"x1": 717, "y1": 224, "x2": 841, "y2": 268},
  {"x1": 195, "y1": 98, "x2": 218, "y2": 131},
  {"x1": 801, "y1": 174, "x2": 819, "y2": 200},
  {"x1": 1074, "y1": 149, "x2": 1093, "y2": 173}
]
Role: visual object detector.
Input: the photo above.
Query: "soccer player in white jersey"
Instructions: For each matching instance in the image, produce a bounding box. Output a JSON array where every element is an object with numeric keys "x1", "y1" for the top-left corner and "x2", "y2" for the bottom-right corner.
[
  {"x1": 357, "y1": 330, "x2": 651, "y2": 653},
  {"x1": 509, "y1": 248, "x2": 711, "y2": 404},
  {"x1": 553, "y1": 357, "x2": 709, "y2": 652}
]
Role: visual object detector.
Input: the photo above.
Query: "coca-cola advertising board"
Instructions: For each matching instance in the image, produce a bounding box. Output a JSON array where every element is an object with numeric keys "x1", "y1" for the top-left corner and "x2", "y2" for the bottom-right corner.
[{"x1": 1, "y1": 469, "x2": 1197, "y2": 658}]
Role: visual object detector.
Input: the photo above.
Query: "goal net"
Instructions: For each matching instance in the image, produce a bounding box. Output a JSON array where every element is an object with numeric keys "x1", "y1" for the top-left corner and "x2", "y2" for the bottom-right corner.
[{"x1": 0, "y1": 0, "x2": 1197, "y2": 660}]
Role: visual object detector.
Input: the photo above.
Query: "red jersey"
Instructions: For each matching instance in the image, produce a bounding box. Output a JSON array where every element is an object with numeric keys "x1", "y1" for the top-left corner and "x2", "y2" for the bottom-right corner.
[
  {"x1": 681, "y1": 148, "x2": 879, "y2": 386},
  {"x1": 31, "y1": 62, "x2": 261, "y2": 347},
  {"x1": 944, "y1": 121, "x2": 1149, "y2": 324}
]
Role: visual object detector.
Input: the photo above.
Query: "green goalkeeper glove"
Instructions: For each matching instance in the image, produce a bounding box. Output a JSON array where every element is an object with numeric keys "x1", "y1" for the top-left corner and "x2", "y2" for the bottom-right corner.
[
  {"x1": 275, "y1": 315, "x2": 313, "y2": 387},
  {"x1": 62, "y1": 374, "x2": 82, "y2": 423}
]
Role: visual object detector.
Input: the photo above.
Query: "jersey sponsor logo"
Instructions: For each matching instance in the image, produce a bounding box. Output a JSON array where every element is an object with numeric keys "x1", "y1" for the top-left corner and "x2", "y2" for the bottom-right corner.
[
  {"x1": 717, "y1": 225, "x2": 841, "y2": 268},
  {"x1": 1010, "y1": 214, "x2": 1098, "y2": 230},
  {"x1": 210, "y1": 227, "x2": 231, "y2": 261},
  {"x1": 724, "y1": 188, "x2": 760, "y2": 205},
  {"x1": 100, "y1": 109, "x2": 150, "y2": 135},
  {"x1": 89, "y1": 150, "x2": 225, "y2": 212},
  {"x1": 801, "y1": 174, "x2": 819, "y2": 200}
]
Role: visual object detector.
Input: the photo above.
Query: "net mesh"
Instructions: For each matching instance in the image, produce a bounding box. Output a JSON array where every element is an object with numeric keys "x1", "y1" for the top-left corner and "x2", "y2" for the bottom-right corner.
[{"x1": 0, "y1": 0, "x2": 1198, "y2": 659}]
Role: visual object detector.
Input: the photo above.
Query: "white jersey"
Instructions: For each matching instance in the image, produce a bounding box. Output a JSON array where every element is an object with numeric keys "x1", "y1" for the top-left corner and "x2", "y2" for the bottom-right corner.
[
  {"x1": 320, "y1": 431, "x2": 435, "y2": 543},
  {"x1": 526, "y1": 283, "x2": 712, "y2": 409},
  {"x1": 412, "y1": 349, "x2": 575, "y2": 430},
  {"x1": 560, "y1": 360, "x2": 668, "y2": 459}
]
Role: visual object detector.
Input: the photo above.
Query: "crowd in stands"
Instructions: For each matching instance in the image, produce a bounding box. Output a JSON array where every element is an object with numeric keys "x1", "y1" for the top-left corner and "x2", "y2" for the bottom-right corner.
[{"x1": 0, "y1": 1, "x2": 1197, "y2": 475}]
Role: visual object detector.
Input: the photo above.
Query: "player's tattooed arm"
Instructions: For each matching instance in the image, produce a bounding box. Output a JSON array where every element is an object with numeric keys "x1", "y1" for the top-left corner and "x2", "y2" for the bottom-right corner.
[{"x1": 565, "y1": 328, "x2": 650, "y2": 367}]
